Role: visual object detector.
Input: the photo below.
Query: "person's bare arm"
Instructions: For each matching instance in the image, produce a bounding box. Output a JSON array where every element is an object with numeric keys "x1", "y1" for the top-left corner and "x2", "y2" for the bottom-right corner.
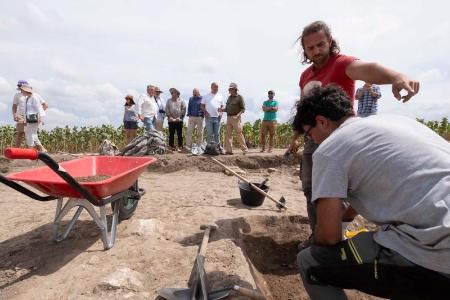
[
  {"x1": 314, "y1": 198, "x2": 345, "y2": 245},
  {"x1": 12, "y1": 104, "x2": 18, "y2": 120},
  {"x1": 346, "y1": 61, "x2": 419, "y2": 102}
]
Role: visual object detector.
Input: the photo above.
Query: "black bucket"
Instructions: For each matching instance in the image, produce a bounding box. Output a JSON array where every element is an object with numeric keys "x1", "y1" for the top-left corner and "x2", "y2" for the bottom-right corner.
[{"x1": 239, "y1": 181, "x2": 269, "y2": 207}]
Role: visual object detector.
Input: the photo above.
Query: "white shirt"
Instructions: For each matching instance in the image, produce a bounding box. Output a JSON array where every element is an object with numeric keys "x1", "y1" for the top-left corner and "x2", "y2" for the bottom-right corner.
[
  {"x1": 24, "y1": 94, "x2": 45, "y2": 117},
  {"x1": 13, "y1": 92, "x2": 46, "y2": 116},
  {"x1": 137, "y1": 93, "x2": 157, "y2": 118},
  {"x1": 155, "y1": 95, "x2": 166, "y2": 120},
  {"x1": 201, "y1": 92, "x2": 224, "y2": 117}
]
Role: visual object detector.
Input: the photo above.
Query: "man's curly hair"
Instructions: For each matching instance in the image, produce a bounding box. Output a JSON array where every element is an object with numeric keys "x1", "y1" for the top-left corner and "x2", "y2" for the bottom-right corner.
[
  {"x1": 298, "y1": 21, "x2": 340, "y2": 64},
  {"x1": 292, "y1": 85, "x2": 354, "y2": 134}
]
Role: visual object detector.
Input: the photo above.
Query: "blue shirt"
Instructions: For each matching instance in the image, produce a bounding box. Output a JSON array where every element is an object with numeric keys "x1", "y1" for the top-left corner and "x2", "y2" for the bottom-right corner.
[
  {"x1": 187, "y1": 96, "x2": 204, "y2": 117},
  {"x1": 356, "y1": 85, "x2": 381, "y2": 115}
]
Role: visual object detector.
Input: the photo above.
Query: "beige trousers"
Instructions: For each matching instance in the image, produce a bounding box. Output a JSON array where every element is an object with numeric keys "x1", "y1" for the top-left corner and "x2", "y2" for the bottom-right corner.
[
  {"x1": 260, "y1": 120, "x2": 277, "y2": 150},
  {"x1": 186, "y1": 116, "x2": 204, "y2": 147},
  {"x1": 225, "y1": 116, "x2": 248, "y2": 153}
]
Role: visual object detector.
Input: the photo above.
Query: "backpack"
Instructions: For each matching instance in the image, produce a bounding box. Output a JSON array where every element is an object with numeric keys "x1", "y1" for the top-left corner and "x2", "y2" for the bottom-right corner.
[{"x1": 204, "y1": 142, "x2": 221, "y2": 156}]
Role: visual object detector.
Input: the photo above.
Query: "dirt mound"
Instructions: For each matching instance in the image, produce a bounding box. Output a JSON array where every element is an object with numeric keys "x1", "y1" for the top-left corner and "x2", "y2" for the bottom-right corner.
[{"x1": 148, "y1": 150, "x2": 301, "y2": 173}]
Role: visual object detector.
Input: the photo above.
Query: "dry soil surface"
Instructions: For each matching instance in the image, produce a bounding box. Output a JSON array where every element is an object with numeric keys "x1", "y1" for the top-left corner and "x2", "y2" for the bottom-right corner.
[{"x1": 0, "y1": 149, "x2": 383, "y2": 300}]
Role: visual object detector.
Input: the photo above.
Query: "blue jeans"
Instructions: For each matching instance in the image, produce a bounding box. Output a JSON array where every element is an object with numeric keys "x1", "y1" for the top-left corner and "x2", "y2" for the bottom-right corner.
[
  {"x1": 205, "y1": 116, "x2": 221, "y2": 144},
  {"x1": 143, "y1": 116, "x2": 154, "y2": 131}
]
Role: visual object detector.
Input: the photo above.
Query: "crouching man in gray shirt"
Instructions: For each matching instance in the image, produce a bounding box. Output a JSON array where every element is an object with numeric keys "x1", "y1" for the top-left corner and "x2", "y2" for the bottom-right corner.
[{"x1": 294, "y1": 85, "x2": 450, "y2": 300}]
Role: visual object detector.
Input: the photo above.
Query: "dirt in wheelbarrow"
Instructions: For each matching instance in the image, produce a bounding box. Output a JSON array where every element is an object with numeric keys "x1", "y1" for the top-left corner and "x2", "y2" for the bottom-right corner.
[
  {"x1": 0, "y1": 149, "x2": 383, "y2": 300},
  {"x1": 74, "y1": 174, "x2": 112, "y2": 182}
]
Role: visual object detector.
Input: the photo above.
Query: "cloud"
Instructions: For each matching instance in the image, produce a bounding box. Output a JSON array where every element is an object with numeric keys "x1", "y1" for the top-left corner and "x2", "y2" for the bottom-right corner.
[
  {"x1": 0, "y1": 17, "x2": 18, "y2": 30},
  {"x1": 0, "y1": 77, "x2": 12, "y2": 93},
  {"x1": 49, "y1": 59, "x2": 80, "y2": 80},
  {"x1": 26, "y1": 3, "x2": 51, "y2": 24},
  {"x1": 0, "y1": 101, "x2": 7, "y2": 113},
  {"x1": 417, "y1": 69, "x2": 447, "y2": 83}
]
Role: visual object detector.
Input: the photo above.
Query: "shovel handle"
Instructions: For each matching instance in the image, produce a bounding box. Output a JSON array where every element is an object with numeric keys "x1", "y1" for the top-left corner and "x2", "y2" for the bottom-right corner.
[
  {"x1": 210, "y1": 157, "x2": 287, "y2": 209},
  {"x1": 198, "y1": 227, "x2": 211, "y2": 257}
]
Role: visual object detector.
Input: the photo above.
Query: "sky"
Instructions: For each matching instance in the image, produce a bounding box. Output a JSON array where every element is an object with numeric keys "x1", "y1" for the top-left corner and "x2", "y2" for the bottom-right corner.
[{"x1": 1, "y1": 0, "x2": 449, "y2": 129}]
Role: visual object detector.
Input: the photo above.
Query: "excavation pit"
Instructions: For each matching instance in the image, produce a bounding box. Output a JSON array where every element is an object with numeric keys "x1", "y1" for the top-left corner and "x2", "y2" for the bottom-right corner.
[
  {"x1": 238, "y1": 215, "x2": 311, "y2": 300},
  {"x1": 237, "y1": 215, "x2": 382, "y2": 300}
]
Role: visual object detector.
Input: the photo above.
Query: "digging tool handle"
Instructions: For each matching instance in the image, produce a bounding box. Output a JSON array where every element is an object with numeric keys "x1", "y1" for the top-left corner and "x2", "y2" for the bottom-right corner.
[
  {"x1": 210, "y1": 157, "x2": 287, "y2": 209},
  {"x1": 199, "y1": 227, "x2": 211, "y2": 257},
  {"x1": 191, "y1": 226, "x2": 213, "y2": 300},
  {"x1": 235, "y1": 286, "x2": 266, "y2": 299}
]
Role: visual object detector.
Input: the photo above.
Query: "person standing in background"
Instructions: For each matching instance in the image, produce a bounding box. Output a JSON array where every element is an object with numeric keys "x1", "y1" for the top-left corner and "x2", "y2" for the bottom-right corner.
[
  {"x1": 355, "y1": 82, "x2": 381, "y2": 117},
  {"x1": 201, "y1": 82, "x2": 224, "y2": 145},
  {"x1": 223, "y1": 82, "x2": 248, "y2": 155},
  {"x1": 123, "y1": 94, "x2": 138, "y2": 144},
  {"x1": 165, "y1": 88, "x2": 186, "y2": 152},
  {"x1": 186, "y1": 88, "x2": 204, "y2": 149},
  {"x1": 260, "y1": 90, "x2": 278, "y2": 153},
  {"x1": 138, "y1": 85, "x2": 157, "y2": 131},
  {"x1": 154, "y1": 86, "x2": 166, "y2": 131},
  {"x1": 19, "y1": 84, "x2": 46, "y2": 152},
  {"x1": 12, "y1": 80, "x2": 48, "y2": 147}
]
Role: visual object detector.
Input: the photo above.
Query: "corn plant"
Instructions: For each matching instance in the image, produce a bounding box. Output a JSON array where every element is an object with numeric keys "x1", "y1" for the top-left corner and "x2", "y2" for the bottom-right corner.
[{"x1": 1, "y1": 117, "x2": 447, "y2": 155}]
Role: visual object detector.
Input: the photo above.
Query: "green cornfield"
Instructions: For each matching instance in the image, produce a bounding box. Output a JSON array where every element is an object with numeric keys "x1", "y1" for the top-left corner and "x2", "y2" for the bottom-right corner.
[
  {"x1": 1, "y1": 118, "x2": 448, "y2": 155},
  {"x1": 0, "y1": 120, "x2": 295, "y2": 154}
]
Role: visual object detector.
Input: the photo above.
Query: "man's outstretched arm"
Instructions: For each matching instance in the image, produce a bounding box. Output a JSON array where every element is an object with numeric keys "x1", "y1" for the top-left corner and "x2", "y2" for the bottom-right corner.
[{"x1": 346, "y1": 61, "x2": 419, "y2": 102}]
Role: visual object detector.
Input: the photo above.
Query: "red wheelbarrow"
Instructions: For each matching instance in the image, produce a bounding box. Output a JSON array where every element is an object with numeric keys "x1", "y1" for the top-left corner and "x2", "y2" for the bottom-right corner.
[{"x1": 0, "y1": 148, "x2": 156, "y2": 250}]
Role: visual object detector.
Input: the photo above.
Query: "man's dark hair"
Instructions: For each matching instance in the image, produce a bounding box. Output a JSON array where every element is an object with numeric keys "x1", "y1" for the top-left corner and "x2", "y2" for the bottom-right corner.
[
  {"x1": 298, "y1": 21, "x2": 340, "y2": 64},
  {"x1": 292, "y1": 85, "x2": 354, "y2": 134}
]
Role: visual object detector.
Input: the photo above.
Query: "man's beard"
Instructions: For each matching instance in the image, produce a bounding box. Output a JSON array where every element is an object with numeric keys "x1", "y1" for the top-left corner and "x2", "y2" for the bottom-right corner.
[{"x1": 312, "y1": 53, "x2": 328, "y2": 65}]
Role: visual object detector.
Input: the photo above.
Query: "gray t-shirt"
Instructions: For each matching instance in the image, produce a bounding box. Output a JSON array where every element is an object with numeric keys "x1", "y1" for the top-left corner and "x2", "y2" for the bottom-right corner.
[{"x1": 312, "y1": 115, "x2": 450, "y2": 274}]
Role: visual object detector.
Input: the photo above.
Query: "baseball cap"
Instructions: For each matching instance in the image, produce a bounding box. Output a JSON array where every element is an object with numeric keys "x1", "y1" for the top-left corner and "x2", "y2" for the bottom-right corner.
[{"x1": 228, "y1": 82, "x2": 238, "y2": 89}]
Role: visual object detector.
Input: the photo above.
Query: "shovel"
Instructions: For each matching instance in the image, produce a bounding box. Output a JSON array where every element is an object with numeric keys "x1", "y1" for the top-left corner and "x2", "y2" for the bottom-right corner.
[
  {"x1": 210, "y1": 157, "x2": 287, "y2": 210},
  {"x1": 159, "y1": 285, "x2": 265, "y2": 300},
  {"x1": 158, "y1": 287, "x2": 229, "y2": 300}
]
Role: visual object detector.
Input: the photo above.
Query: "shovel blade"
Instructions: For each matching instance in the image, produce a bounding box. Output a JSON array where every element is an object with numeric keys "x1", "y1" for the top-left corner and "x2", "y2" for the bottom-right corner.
[
  {"x1": 208, "y1": 290, "x2": 231, "y2": 300},
  {"x1": 277, "y1": 196, "x2": 287, "y2": 209},
  {"x1": 158, "y1": 287, "x2": 230, "y2": 300},
  {"x1": 158, "y1": 287, "x2": 192, "y2": 300}
]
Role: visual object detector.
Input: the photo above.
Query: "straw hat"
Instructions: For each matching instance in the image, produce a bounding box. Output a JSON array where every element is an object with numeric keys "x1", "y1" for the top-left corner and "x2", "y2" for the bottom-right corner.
[{"x1": 19, "y1": 84, "x2": 33, "y2": 93}]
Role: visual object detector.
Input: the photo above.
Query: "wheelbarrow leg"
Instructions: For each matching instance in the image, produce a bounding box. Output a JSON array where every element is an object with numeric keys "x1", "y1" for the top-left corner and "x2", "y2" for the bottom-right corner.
[
  {"x1": 53, "y1": 198, "x2": 84, "y2": 242},
  {"x1": 98, "y1": 203, "x2": 119, "y2": 250},
  {"x1": 52, "y1": 198, "x2": 120, "y2": 250}
]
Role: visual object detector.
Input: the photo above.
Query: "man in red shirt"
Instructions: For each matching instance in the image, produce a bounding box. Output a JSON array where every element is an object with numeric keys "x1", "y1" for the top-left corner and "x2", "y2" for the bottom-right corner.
[{"x1": 289, "y1": 20, "x2": 420, "y2": 248}]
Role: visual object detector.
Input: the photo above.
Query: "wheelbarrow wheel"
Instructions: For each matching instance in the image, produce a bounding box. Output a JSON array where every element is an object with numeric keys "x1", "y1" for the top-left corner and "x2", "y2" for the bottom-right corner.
[{"x1": 112, "y1": 181, "x2": 140, "y2": 221}]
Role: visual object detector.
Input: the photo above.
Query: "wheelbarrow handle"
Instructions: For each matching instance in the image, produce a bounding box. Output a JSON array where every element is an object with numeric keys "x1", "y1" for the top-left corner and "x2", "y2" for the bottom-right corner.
[{"x1": 4, "y1": 148, "x2": 39, "y2": 160}]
